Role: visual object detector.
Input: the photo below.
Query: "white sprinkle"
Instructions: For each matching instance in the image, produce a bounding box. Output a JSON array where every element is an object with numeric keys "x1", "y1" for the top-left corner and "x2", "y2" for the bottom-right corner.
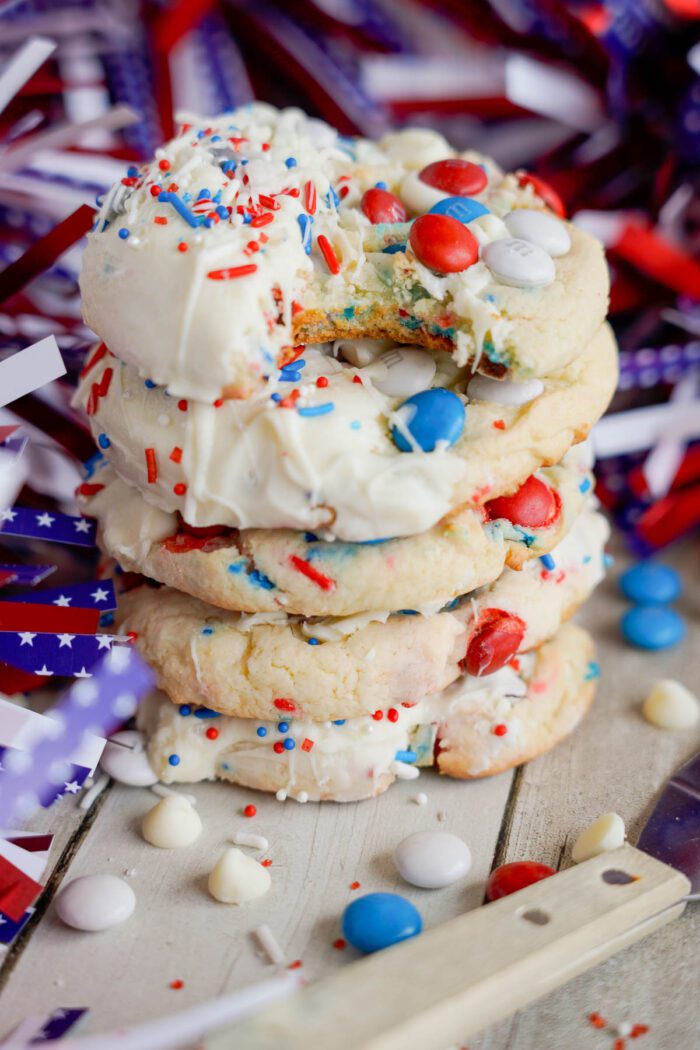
[
  {"x1": 275, "y1": 789, "x2": 287, "y2": 802},
  {"x1": 233, "y1": 831, "x2": 269, "y2": 851},
  {"x1": 413, "y1": 792, "x2": 428, "y2": 806},
  {"x1": 150, "y1": 783, "x2": 197, "y2": 806},
  {"x1": 255, "y1": 924, "x2": 285, "y2": 966},
  {"x1": 391, "y1": 760, "x2": 420, "y2": 780},
  {"x1": 157, "y1": 414, "x2": 171, "y2": 426},
  {"x1": 296, "y1": 791, "x2": 309, "y2": 804},
  {"x1": 124, "y1": 868, "x2": 137, "y2": 878},
  {"x1": 616, "y1": 1023, "x2": 632, "y2": 1038},
  {"x1": 79, "y1": 771, "x2": 110, "y2": 810}
]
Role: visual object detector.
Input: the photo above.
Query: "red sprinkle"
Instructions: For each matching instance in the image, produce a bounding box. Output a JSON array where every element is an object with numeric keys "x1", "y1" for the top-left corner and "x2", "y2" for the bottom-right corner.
[
  {"x1": 349, "y1": 881, "x2": 361, "y2": 890},
  {"x1": 244, "y1": 804, "x2": 257, "y2": 817},
  {"x1": 150, "y1": 185, "x2": 162, "y2": 197},
  {"x1": 173, "y1": 483, "x2": 187, "y2": 496},
  {"x1": 316, "y1": 376, "x2": 329, "y2": 388},
  {"x1": 153, "y1": 216, "x2": 168, "y2": 226},
  {"x1": 288, "y1": 960, "x2": 303, "y2": 969},
  {"x1": 588, "y1": 1013, "x2": 607, "y2": 1030},
  {"x1": 169, "y1": 446, "x2": 183, "y2": 464},
  {"x1": 169, "y1": 979, "x2": 184, "y2": 990},
  {"x1": 87, "y1": 367, "x2": 113, "y2": 416},
  {"x1": 492, "y1": 724, "x2": 508, "y2": 736},
  {"x1": 288, "y1": 555, "x2": 336, "y2": 591},
  {"x1": 251, "y1": 213, "x2": 274, "y2": 228},
  {"x1": 372, "y1": 710, "x2": 383, "y2": 721},
  {"x1": 304, "y1": 180, "x2": 317, "y2": 214},
  {"x1": 630, "y1": 1024, "x2": 649, "y2": 1039},
  {"x1": 77, "y1": 482, "x2": 105, "y2": 496},
  {"x1": 493, "y1": 419, "x2": 506, "y2": 430},
  {"x1": 613, "y1": 1041, "x2": 625, "y2": 1050},
  {"x1": 261, "y1": 859, "x2": 272, "y2": 867},
  {"x1": 177, "y1": 242, "x2": 189, "y2": 253},
  {"x1": 301, "y1": 738, "x2": 314, "y2": 752},
  {"x1": 333, "y1": 938, "x2": 346, "y2": 950},
  {"x1": 80, "y1": 342, "x2": 107, "y2": 378},
  {"x1": 387, "y1": 708, "x2": 399, "y2": 723},
  {"x1": 207, "y1": 265, "x2": 258, "y2": 280},
  {"x1": 158, "y1": 159, "x2": 171, "y2": 172},
  {"x1": 145, "y1": 448, "x2": 158, "y2": 484},
  {"x1": 177, "y1": 399, "x2": 188, "y2": 412},
  {"x1": 273, "y1": 698, "x2": 296, "y2": 712},
  {"x1": 213, "y1": 398, "x2": 224, "y2": 408},
  {"x1": 273, "y1": 741, "x2": 285, "y2": 754},
  {"x1": 258, "y1": 193, "x2": 280, "y2": 211},
  {"x1": 352, "y1": 375, "x2": 363, "y2": 384},
  {"x1": 317, "y1": 234, "x2": 340, "y2": 275}
]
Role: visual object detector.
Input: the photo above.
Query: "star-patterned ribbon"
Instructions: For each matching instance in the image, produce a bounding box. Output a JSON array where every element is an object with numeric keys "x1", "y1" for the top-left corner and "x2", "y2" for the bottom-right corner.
[{"x1": 0, "y1": 506, "x2": 96, "y2": 547}]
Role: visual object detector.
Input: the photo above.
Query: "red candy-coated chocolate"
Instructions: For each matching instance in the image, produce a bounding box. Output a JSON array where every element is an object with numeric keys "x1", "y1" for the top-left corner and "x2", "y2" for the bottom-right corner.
[
  {"x1": 486, "y1": 861, "x2": 556, "y2": 901},
  {"x1": 485, "y1": 475, "x2": 561, "y2": 529},
  {"x1": 517, "y1": 173, "x2": 566, "y2": 218},
  {"x1": 409, "y1": 214, "x2": 479, "y2": 274},
  {"x1": 361, "y1": 187, "x2": 407, "y2": 224},
  {"x1": 463, "y1": 608, "x2": 526, "y2": 677},
  {"x1": 419, "y1": 159, "x2": 487, "y2": 197}
]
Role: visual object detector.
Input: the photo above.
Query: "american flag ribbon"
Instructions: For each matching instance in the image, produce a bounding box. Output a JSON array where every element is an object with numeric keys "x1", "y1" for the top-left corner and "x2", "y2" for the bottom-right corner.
[
  {"x1": 0, "y1": 564, "x2": 56, "y2": 587},
  {"x1": 0, "y1": 645, "x2": 154, "y2": 827},
  {"x1": 0, "y1": 631, "x2": 127, "y2": 677},
  {"x1": 0, "y1": 579, "x2": 116, "y2": 611},
  {"x1": 0, "y1": 602, "x2": 99, "y2": 635},
  {"x1": 0, "y1": 506, "x2": 97, "y2": 547}
]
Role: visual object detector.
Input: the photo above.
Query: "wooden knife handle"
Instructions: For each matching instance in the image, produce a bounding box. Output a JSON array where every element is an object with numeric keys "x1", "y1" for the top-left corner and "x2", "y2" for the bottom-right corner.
[{"x1": 207, "y1": 844, "x2": 690, "y2": 1050}]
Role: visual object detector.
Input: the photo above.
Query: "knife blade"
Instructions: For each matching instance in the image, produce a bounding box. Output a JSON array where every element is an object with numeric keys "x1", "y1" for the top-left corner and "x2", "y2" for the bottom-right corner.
[{"x1": 637, "y1": 749, "x2": 700, "y2": 900}]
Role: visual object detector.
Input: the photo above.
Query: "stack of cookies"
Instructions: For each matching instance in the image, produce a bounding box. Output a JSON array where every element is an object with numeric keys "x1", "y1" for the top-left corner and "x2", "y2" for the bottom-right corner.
[{"x1": 75, "y1": 104, "x2": 617, "y2": 802}]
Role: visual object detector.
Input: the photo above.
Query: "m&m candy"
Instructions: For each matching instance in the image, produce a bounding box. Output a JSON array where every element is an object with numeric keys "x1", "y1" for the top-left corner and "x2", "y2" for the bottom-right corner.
[
  {"x1": 409, "y1": 213, "x2": 478, "y2": 273},
  {"x1": 504, "y1": 209, "x2": 571, "y2": 257},
  {"x1": 361, "y1": 187, "x2": 407, "y2": 225},
  {"x1": 429, "y1": 196, "x2": 490, "y2": 225},
  {"x1": 619, "y1": 562, "x2": 682, "y2": 605},
  {"x1": 466, "y1": 373, "x2": 544, "y2": 406},
  {"x1": 485, "y1": 475, "x2": 560, "y2": 529},
  {"x1": 621, "y1": 606, "x2": 686, "y2": 650},
  {"x1": 367, "y1": 347, "x2": 437, "y2": 399},
  {"x1": 341, "y1": 892, "x2": 422, "y2": 954},
  {"x1": 517, "y1": 172, "x2": 566, "y2": 217},
  {"x1": 482, "y1": 238, "x2": 555, "y2": 288},
  {"x1": 463, "y1": 609, "x2": 526, "y2": 677},
  {"x1": 419, "y1": 158, "x2": 488, "y2": 197},
  {"x1": 486, "y1": 861, "x2": 556, "y2": 901},
  {"x1": 392, "y1": 388, "x2": 465, "y2": 452}
]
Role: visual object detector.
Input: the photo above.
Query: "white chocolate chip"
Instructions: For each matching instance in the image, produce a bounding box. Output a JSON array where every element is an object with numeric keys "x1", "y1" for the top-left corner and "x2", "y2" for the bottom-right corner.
[
  {"x1": 571, "y1": 812, "x2": 625, "y2": 863},
  {"x1": 642, "y1": 679, "x2": 700, "y2": 729},
  {"x1": 141, "y1": 795, "x2": 202, "y2": 849},
  {"x1": 380, "y1": 128, "x2": 451, "y2": 170},
  {"x1": 208, "y1": 847, "x2": 271, "y2": 904}
]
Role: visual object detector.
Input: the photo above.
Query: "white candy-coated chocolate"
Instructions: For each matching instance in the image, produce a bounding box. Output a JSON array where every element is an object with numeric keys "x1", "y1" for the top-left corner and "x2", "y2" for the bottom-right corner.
[
  {"x1": 100, "y1": 729, "x2": 158, "y2": 786},
  {"x1": 466, "y1": 373, "x2": 544, "y2": 406},
  {"x1": 379, "y1": 128, "x2": 452, "y2": 170},
  {"x1": 481, "y1": 238, "x2": 555, "y2": 288},
  {"x1": 571, "y1": 812, "x2": 625, "y2": 864},
  {"x1": 642, "y1": 679, "x2": 700, "y2": 729},
  {"x1": 141, "y1": 794, "x2": 202, "y2": 848},
  {"x1": 504, "y1": 209, "x2": 571, "y2": 257},
  {"x1": 334, "y1": 337, "x2": 391, "y2": 367},
  {"x1": 55, "y1": 874, "x2": 136, "y2": 931},
  {"x1": 208, "y1": 847, "x2": 271, "y2": 904},
  {"x1": 393, "y1": 830, "x2": 471, "y2": 888},
  {"x1": 365, "y1": 347, "x2": 437, "y2": 398}
]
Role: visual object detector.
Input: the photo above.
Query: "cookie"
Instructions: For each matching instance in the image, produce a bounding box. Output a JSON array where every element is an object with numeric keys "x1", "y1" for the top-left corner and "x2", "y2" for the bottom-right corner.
[
  {"x1": 137, "y1": 623, "x2": 596, "y2": 802},
  {"x1": 81, "y1": 105, "x2": 608, "y2": 402},
  {"x1": 81, "y1": 443, "x2": 594, "y2": 617},
  {"x1": 75, "y1": 324, "x2": 616, "y2": 542},
  {"x1": 118, "y1": 506, "x2": 607, "y2": 722}
]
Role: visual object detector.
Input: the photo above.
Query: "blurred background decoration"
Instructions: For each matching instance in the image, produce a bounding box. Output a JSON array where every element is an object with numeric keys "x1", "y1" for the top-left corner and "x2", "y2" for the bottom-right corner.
[{"x1": 0, "y1": 0, "x2": 699, "y2": 570}]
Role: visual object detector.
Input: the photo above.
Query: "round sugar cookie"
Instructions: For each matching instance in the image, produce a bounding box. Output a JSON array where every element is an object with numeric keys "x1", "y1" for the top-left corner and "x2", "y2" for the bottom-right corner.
[
  {"x1": 137, "y1": 623, "x2": 596, "y2": 802},
  {"x1": 117, "y1": 507, "x2": 607, "y2": 722},
  {"x1": 75, "y1": 325, "x2": 616, "y2": 543},
  {"x1": 81, "y1": 443, "x2": 594, "y2": 617}
]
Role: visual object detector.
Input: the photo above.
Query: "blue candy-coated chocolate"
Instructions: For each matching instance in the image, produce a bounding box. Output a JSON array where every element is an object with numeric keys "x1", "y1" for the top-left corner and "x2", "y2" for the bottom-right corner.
[
  {"x1": 619, "y1": 562, "x2": 682, "y2": 605},
  {"x1": 392, "y1": 389, "x2": 465, "y2": 452},
  {"x1": 621, "y1": 605, "x2": 686, "y2": 651},
  {"x1": 429, "y1": 196, "x2": 490, "y2": 224},
  {"x1": 341, "y1": 892, "x2": 422, "y2": 954}
]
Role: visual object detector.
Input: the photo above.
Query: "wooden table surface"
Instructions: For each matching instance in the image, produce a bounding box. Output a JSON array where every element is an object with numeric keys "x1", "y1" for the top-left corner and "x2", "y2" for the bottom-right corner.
[{"x1": 1, "y1": 534, "x2": 698, "y2": 1049}]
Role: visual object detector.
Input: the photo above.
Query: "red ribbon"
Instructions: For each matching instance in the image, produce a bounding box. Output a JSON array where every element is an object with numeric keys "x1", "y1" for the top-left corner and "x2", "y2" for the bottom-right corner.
[
  {"x1": 0, "y1": 204, "x2": 95, "y2": 306},
  {"x1": 150, "y1": 0, "x2": 217, "y2": 141}
]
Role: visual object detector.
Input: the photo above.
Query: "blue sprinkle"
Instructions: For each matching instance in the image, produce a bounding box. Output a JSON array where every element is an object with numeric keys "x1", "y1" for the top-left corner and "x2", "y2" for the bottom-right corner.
[
  {"x1": 540, "y1": 554, "x2": 555, "y2": 571},
  {"x1": 248, "y1": 569, "x2": 275, "y2": 590},
  {"x1": 382, "y1": 243, "x2": 406, "y2": 254},
  {"x1": 579, "y1": 478, "x2": 592, "y2": 493},
  {"x1": 279, "y1": 371, "x2": 301, "y2": 383},
  {"x1": 395, "y1": 750, "x2": 417, "y2": 763},
  {"x1": 197, "y1": 188, "x2": 211, "y2": 200},
  {"x1": 168, "y1": 754, "x2": 181, "y2": 766},
  {"x1": 257, "y1": 726, "x2": 268, "y2": 737},
  {"x1": 444, "y1": 597, "x2": 460, "y2": 610},
  {"x1": 197, "y1": 130, "x2": 206, "y2": 139},
  {"x1": 97, "y1": 433, "x2": 110, "y2": 449},
  {"x1": 182, "y1": 191, "x2": 192, "y2": 203},
  {"x1": 227, "y1": 562, "x2": 244, "y2": 574},
  {"x1": 118, "y1": 228, "x2": 130, "y2": 240},
  {"x1": 127, "y1": 166, "x2": 139, "y2": 177},
  {"x1": 583, "y1": 555, "x2": 592, "y2": 564},
  {"x1": 221, "y1": 160, "x2": 236, "y2": 175},
  {"x1": 398, "y1": 609, "x2": 418, "y2": 616},
  {"x1": 307, "y1": 637, "x2": 319, "y2": 645},
  {"x1": 285, "y1": 157, "x2": 297, "y2": 168},
  {"x1": 350, "y1": 420, "x2": 361, "y2": 430},
  {"x1": 604, "y1": 553, "x2": 615, "y2": 568},
  {"x1": 271, "y1": 393, "x2": 282, "y2": 402},
  {"x1": 194, "y1": 707, "x2": 221, "y2": 719},
  {"x1": 375, "y1": 181, "x2": 388, "y2": 189},
  {"x1": 99, "y1": 612, "x2": 114, "y2": 627},
  {"x1": 201, "y1": 626, "x2": 214, "y2": 636},
  {"x1": 305, "y1": 532, "x2": 319, "y2": 542},
  {"x1": 278, "y1": 721, "x2": 289, "y2": 733},
  {"x1": 326, "y1": 185, "x2": 340, "y2": 209},
  {"x1": 145, "y1": 379, "x2": 156, "y2": 388},
  {"x1": 216, "y1": 205, "x2": 229, "y2": 219},
  {"x1": 210, "y1": 135, "x2": 222, "y2": 143},
  {"x1": 343, "y1": 306, "x2": 355, "y2": 319},
  {"x1": 220, "y1": 761, "x2": 231, "y2": 771},
  {"x1": 298, "y1": 213, "x2": 313, "y2": 254},
  {"x1": 333, "y1": 719, "x2": 346, "y2": 725},
  {"x1": 584, "y1": 661, "x2": 601, "y2": 681},
  {"x1": 158, "y1": 191, "x2": 199, "y2": 228},
  {"x1": 179, "y1": 705, "x2": 192, "y2": 717},
  {"x1": 204, "y1": 217, "x2": 216, "y2": 228},
  {"x1": 283, "y1": 738, "x2": 296, "y2": 750},
  {"x1": 298, "y1": 403, "x2": 335, "y2": 417}
]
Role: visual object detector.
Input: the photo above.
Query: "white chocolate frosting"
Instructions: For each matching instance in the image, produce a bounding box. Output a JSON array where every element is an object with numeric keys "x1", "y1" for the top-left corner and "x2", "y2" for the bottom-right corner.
[{"x1": 80, "y1": 104, "x2": 607, "y2": 401}]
